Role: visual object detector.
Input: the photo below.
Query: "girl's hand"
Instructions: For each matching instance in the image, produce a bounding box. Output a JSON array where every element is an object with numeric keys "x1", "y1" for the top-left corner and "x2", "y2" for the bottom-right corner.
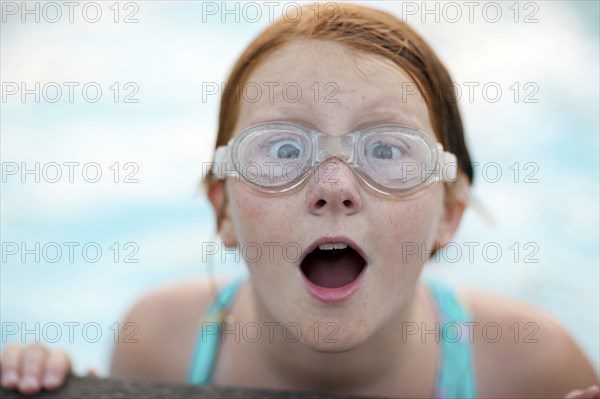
[
  {"x1": 0, "y1": 343, "x2": 71, "y2": 395},
  {"x1": 565, "y1": 385, "x2": 600, "y2": 399}
]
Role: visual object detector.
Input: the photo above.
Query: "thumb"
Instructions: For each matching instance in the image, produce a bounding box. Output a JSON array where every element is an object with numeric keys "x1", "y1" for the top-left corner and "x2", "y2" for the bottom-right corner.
[
  {"x1": 581, "y1": 385, "x2": 600, "y2": 399},
  {"x1": 565, "y1": 390, "x2": 584, "y2": 399},
  {"x1": 566, "y1": 386, "x2": 600, "y2": 399}
]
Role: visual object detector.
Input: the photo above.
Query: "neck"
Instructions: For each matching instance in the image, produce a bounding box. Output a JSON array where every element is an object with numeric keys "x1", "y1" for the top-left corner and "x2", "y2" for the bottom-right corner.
[{"x1": 233, "y1": 280, "x2": 437, "y2": 394}]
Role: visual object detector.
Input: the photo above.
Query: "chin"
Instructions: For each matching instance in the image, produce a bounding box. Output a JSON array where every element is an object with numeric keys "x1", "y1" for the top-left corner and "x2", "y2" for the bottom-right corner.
[{"x1": 295, "y1": 318, "x2": 374, "y2": 353}]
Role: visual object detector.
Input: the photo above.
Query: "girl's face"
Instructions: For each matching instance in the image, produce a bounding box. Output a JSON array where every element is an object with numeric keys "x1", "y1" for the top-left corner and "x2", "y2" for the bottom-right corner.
[{"x1": 211, "y1": 40, "x2": 465, "y2": 351}]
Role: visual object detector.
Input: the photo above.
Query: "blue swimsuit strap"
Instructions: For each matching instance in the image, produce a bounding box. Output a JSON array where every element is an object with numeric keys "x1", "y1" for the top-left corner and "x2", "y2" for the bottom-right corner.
[
  {"x1": 188, "y1": 277, "x2": 246, "y2": 385},
  {"x1": 424, "y1": 278, "x2": 477, "y2": 399}
]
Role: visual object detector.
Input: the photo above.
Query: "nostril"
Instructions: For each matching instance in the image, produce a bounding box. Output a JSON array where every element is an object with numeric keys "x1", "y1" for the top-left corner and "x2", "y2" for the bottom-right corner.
[
  {"x1": 343, "y1": 200, "x2": 353, "y2": 207},
  {"x1": 316, "y1": 199, "x2": 327, "y2": 208}
]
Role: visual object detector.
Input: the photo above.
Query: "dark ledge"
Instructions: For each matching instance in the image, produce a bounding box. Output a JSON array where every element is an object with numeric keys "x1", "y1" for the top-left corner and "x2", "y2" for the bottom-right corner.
[{"x1": 0, "y1": 376, "x2": 380, "y2": 399}]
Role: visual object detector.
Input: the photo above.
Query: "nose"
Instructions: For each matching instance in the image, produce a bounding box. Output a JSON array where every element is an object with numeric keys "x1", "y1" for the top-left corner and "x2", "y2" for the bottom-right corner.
[{"x1": 305, "y1": 158, "x2": 362, "y2": 216}]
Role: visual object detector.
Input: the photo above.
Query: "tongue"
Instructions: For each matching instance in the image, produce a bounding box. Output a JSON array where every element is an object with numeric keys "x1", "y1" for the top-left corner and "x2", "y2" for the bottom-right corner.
[{"x1": 301, "y1": 248, "x2": 365, "y2": 289}]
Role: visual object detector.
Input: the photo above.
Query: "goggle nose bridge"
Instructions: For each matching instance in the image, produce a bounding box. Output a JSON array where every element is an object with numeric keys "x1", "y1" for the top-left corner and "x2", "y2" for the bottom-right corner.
[{"x1": 313, "y1": 132, "x2": 357, "y2": 164}]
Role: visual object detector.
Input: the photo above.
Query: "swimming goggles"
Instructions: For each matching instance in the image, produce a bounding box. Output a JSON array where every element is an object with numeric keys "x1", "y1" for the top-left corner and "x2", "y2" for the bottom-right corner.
[{"x1": 213, "y1": 122, "x2": 462, "y2": 199}]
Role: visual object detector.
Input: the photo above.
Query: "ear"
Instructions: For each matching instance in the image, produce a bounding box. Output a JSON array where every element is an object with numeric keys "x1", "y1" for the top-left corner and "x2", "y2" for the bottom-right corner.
[
  {"x1": 433, "y1": 175, "x2": 470, "y2": 251},
  {"x1": 207, "y1": 179, "x2": 237, "y2": 247}
]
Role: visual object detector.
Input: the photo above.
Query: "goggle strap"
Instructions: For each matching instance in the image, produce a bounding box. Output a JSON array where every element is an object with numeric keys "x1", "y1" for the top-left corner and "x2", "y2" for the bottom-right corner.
[
  {"x1": 439, "y1": 151, "x2": 458, "y2": 182},
  {"x1": 470, "y1": 193, "x2": 496, "y2": 228},
  {"x1": 447, "y1": 178, "x2": 497, "y2": 229},
  {"x1": 213, "y1": 146, "x2": 227, "y2": 179}
]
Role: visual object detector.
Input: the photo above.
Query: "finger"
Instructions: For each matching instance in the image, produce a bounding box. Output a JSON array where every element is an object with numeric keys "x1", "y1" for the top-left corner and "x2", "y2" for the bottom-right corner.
[
  {"x1": 17, "y1": 343, "x2": 47, "y2": 395},
  {"x1": 0, "y1": 344, "x2": 23, "y2": 390},
  {"x1": 565, "y1": 390, "x2": 584, "y2": 399},
  {"x1": 42, "y1": 350, "x2": 71, "y2": 391},
  {"x1": 566, "y1": 386, "x2": 600, "y2": 399},
  {"x1": 580, "y1": 385, "x2": 600, "y2": 399}
]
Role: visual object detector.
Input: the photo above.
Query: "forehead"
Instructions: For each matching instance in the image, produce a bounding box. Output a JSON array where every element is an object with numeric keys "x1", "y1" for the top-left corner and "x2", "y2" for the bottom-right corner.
[{"x1": 235, "y1": 40, "x2": 434, "y2": 138}]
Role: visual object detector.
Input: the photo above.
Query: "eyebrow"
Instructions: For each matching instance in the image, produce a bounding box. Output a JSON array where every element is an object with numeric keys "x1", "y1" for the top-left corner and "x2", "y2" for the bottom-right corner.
[
  {"x1": 246, "y1": 114, "x2": 426, "y2": 137},
  {"x1": 352, "y1": 112, "x2": 425, "y2": 132},
  {"x1": 243, "y1": 91, "x2": 428, "y2": 133}
]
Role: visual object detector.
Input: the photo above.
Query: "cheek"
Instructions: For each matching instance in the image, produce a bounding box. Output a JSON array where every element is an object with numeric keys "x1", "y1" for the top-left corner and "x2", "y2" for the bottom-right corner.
[
  {"x1": 229, "y1": 188, "x2": 268, "y2": 240},
  {"x1": 227, "y1": 182, "x2": 300, "y2": 268},
  {"x1": 229, "y1": 183, "x2": 299, "y2": 244},
  {"x1": 371, "y1": 186, "x2": 444, "y2": 274}
]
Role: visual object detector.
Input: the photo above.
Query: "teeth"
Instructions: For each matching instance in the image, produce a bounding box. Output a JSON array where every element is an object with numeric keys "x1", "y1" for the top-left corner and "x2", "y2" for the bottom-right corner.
[{"x1": 318, "y1": 243, "x2": 348, "y2": 250}]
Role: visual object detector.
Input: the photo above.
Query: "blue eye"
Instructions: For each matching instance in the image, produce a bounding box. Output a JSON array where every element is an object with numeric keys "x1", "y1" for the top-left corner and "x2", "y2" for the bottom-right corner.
[
  {"x1": 368, "y1": 142, "x2": 403, "y2": 160},
  {"x1": 269, "y1": 140, "x2": 302, "y2": 159}
]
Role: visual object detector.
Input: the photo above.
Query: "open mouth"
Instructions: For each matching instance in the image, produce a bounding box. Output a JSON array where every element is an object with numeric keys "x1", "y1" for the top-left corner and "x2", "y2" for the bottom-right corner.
[{"x1": 300, "y1": 242, "x2": 367, "y2": 289}]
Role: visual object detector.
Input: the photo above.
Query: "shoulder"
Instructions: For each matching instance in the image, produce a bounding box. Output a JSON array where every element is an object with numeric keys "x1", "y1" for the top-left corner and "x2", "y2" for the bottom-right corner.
[
  {"x1": 457, "y1": 287, "x2": 599, "y2": 398},
  {"x1": 109, "y1": 276, "x2": 233, "y2": 382}
]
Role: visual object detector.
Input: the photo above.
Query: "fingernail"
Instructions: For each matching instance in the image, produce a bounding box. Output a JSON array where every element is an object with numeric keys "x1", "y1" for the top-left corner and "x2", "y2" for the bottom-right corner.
[
  {"x1": 19, "y1": 375, "x2": 39, "y2": 391},
  {"x1": 43, "y1": 373, "x2": 61, "y2": 387},
  {"x1": 1, "y1": 370, "x2": 18, "y2": 386}
]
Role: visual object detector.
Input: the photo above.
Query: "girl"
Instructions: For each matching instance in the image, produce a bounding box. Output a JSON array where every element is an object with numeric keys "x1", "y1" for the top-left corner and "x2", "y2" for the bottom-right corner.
[{"x1": 1, "y1": 3, "x2": 598, "y2": 398}]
